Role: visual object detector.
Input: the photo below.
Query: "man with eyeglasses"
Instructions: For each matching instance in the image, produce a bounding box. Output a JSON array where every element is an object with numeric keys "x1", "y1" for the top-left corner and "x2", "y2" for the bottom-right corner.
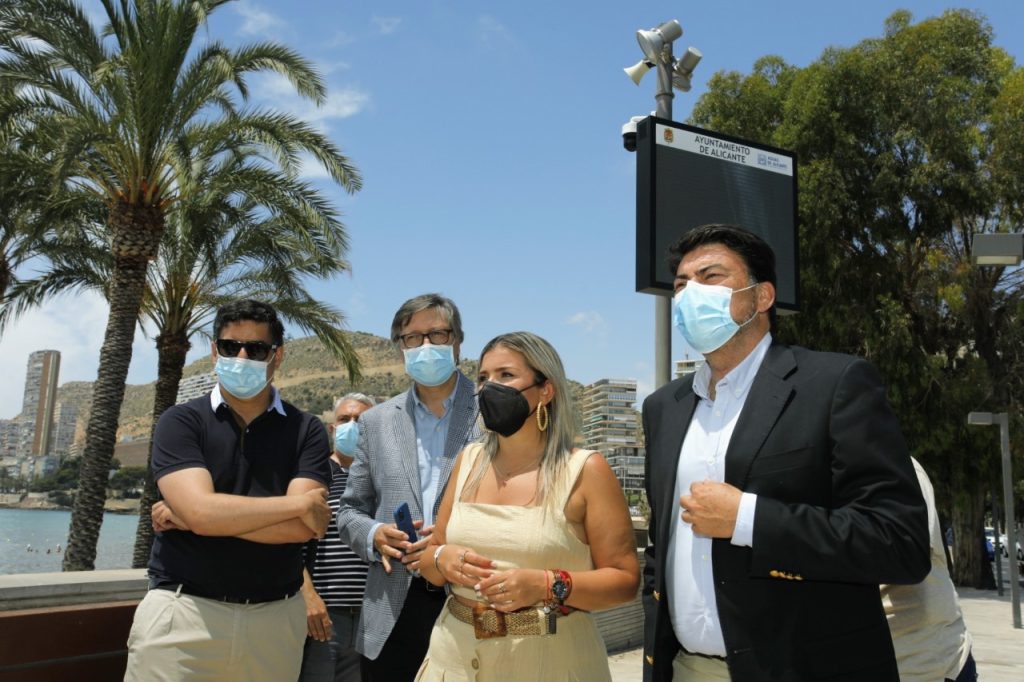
[
  {"x1": 126, "y1": 299, "x2": 333, "y2": 682},
  {"x1": 338, "y1": 293, "x2": 480, "y2": 681}
]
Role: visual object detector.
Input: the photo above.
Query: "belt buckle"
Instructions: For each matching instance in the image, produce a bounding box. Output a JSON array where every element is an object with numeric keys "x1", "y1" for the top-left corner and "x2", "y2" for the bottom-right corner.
[{"x1": 472, "y1": 603, "x2": 506, "y2": 639}]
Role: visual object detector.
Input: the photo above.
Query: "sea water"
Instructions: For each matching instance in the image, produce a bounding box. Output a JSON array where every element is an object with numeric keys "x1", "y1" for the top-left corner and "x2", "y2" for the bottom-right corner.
[{"x1": 0, "y1": 508, "x2": 138, "y2": 574}]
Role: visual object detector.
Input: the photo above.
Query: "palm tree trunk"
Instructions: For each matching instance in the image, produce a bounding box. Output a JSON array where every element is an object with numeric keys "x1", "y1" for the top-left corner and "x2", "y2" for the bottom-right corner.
[
  {"x1": 62, "y1": 259, "x2": 148, "y2": 570},
  {"x1": 132, "y1": 331, "x2": 191, "y2": 568},
  {"x1": 63, "y1": 202, "x2": 163, "y2": 571}
]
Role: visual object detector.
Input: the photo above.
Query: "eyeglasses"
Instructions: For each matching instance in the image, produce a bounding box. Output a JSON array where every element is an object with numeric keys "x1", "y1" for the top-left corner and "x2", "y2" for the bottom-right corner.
[
  {"x1": 216, "y1": 339, "x2": 278, "y2": 361},
  {"x1": 398, "y1": 328, "x2": 453, "y2": 348}
]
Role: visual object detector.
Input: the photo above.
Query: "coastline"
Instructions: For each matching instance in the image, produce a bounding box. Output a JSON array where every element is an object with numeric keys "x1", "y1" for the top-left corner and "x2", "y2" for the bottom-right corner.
[{"x1": 0, "y1": 495, "x2": 140, "y2": 514}]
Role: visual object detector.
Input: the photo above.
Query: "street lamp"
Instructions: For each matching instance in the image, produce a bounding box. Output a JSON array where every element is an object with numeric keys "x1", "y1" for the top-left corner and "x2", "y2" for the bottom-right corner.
[
  {"x1": 967, "y1": 411, "x2": 1021, "y2": 628},
  {"x1": 623, "y1": 19, "x2": 702, "y2": 389},
  {"x1": 971, "y1": 233, "x2": 1023, "y2": 266}
]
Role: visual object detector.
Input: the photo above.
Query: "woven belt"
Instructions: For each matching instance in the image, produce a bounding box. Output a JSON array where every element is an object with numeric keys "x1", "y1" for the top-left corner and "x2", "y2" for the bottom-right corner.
[{"x1": 446, "y1": 598, "x2": 557, "y2": 639}]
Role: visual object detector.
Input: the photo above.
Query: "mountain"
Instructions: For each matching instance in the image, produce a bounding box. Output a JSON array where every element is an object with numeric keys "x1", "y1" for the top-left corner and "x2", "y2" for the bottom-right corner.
[{"x1": 55, "y1": 331, "x2": 482, "y2": 442}]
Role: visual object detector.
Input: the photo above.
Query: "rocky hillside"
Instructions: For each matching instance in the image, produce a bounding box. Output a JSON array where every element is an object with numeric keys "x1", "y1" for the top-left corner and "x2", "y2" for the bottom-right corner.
[{"x1": 55, "y1": 331, "x2": 485, "y2": 441}]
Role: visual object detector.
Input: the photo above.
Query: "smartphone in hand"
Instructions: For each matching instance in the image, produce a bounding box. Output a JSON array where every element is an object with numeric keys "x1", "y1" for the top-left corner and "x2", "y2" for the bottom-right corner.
[{"x1": 393, "y1": 502, "x2": 418, "y2": 543}]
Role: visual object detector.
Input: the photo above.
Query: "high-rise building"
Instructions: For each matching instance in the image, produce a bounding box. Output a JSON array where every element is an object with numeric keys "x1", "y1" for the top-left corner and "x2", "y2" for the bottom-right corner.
[
  {"x1": 581, "y1": 378, "x2": 645, "y2": 503},
  {"x1": 0, "y1": 418, "x2": 18, "y2": 458},
  {"x1": 19, "y1": 350, "x2": 61, "y2": 457},
  {"x1": 49, "y1": 402, "x2": 79, "y2": 458},
  {"x1": 175, "y1": 372, "x2": 218, "y2": 404}
]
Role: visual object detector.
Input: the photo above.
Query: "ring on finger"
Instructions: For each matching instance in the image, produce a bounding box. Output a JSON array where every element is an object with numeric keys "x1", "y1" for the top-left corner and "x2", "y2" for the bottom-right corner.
[{"x1": 499, "y1": 582, "x2": 507, "y2": 594}]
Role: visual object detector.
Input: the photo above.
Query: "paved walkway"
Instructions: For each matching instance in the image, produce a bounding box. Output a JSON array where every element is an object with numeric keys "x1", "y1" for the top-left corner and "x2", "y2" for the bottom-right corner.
[{"x1": 608, "y1": 587, "x2": 1024, "y2": 681}]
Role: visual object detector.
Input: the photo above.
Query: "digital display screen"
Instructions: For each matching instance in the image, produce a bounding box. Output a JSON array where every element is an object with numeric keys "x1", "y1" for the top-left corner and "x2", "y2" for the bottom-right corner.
[{"x1": 636, "y1": 118, "x2": 799, "y2": 312}]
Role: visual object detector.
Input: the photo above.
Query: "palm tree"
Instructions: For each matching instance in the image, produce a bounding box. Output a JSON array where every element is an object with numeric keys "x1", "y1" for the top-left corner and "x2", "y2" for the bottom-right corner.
[
  {"x1": 0, "y1": 0, "x2": 361, "y2": 570},
  {"x1": 128, "y1": 145, "x2": 360, "y2": 565},
  {"x1": 5, "y1": 144, "x2": 362, "y2": 567},
  {"x1": 0, "y1": 90, "x2": 101, "y2": 306}
]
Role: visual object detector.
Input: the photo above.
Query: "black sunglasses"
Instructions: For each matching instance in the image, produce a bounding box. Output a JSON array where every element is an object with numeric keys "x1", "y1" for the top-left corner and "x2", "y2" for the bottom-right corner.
[{"x1": 216, "y1": 339, "x2": 278, "y2": 361}]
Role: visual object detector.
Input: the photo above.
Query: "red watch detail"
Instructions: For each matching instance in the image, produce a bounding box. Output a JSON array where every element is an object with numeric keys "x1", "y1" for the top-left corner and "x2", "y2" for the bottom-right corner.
[{"x1": 551, "y1": 569, "x2": 572, "y2": 614}]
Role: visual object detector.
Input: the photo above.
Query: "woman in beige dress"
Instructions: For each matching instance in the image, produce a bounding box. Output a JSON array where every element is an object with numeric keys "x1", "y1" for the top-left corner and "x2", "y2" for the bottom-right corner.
[{"x1": 416, "y1": 331, "x2": 640, "y2": 681}]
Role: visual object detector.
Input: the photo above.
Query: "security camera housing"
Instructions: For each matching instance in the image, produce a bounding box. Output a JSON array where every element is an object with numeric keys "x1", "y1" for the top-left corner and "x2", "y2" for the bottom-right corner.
[{"x1": 622, "y1": 116, "x2": 645, "y2": 152}]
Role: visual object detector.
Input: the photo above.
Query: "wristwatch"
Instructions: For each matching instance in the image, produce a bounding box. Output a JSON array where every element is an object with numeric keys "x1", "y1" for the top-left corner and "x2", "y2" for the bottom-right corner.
[{"x1": 551, "y1": 569, "x2": 571, "y2": 604}]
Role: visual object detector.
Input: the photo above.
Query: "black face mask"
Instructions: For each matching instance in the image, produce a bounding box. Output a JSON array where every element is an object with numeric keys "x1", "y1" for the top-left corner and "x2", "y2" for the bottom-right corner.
[{"x1": 477, "y1": 381, "x2": 538, "y2": 437}]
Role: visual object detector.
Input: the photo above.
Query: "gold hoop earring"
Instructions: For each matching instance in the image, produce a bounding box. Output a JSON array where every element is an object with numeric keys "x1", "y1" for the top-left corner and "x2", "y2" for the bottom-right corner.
[{"x1": 537, "y1": 402, "x2": 549, "y2": 432}]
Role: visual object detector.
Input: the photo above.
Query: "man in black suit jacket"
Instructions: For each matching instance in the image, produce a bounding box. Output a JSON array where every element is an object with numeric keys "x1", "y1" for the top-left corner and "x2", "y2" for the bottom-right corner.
[{"x1": 642, "y1": 224, "x2": 930, "y2": 681}]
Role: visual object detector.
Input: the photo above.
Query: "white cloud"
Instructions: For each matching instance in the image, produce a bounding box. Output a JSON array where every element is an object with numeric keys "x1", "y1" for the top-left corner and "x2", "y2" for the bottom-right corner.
[
  {"x1": 565, "y1": 311, "x2": 606, "y2": 334},
  {"x1": 254, "y1": 73, "x2": 370, "y2": 128},
  {"x1": 297, "y1": 152, "x2": 332, "y2": 180},
  {"x1": 0, "y1": 291, "x2": 168, "y2": 420},
  {"x1": 313, "y1": 88, "x2": 371, "y2": 122},
  {"x1": 325, "y1": 31, "x2": 355, "y2": 48},
  {"x1": 234, "y1": 1, "x2": 288, "y2": 37},
  {"x1": 319, "y1": 61, "x2": 353, "y2": 75},
  {"x1": 371, "y1": 16, "x2": 402, "y2": 35},
  {"x1": 477, "y1": 15, "x2": 516, "y2": 47}
]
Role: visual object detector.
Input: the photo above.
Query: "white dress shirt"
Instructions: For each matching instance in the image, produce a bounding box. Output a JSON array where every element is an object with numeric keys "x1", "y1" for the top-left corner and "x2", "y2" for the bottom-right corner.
[{"x1": 666, "y1": 333, "x2": 771, "y2": 656}]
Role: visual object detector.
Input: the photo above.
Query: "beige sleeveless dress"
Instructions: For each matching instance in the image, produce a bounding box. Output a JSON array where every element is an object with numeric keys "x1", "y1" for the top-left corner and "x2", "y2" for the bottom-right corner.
[{"x1": 415, "y1": 444, "x2": 612, "y2": 681}]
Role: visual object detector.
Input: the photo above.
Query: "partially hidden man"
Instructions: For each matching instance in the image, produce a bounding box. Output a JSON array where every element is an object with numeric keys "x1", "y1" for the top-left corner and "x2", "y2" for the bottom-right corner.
[
  {"x1": 337, "y1": 293, "x2": 480, "y2": 681},
  {"x1": 642, "y1": 225, "x2": 930, "y2": 681},
  {"x1": 125, "y1": 300, "x2": 332, "y2": 682}
]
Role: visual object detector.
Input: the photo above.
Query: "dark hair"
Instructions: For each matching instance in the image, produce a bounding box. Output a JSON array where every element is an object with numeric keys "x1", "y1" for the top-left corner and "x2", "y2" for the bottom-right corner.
[
  {"x1": 667, "y1": 224, "x2": 778, "y2": 328},
  {"x1": 214, "y1": 300, "x2": 285, "y2": 346},
  {"x1": 390, "y1": 293, "x2": 464, "y2": 345}
]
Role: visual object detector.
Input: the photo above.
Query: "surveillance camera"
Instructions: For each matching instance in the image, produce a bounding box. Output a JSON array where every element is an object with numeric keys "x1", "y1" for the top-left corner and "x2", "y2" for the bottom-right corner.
[{"x1": 622, "y1": 115, "x2": 645, "y2": 152}]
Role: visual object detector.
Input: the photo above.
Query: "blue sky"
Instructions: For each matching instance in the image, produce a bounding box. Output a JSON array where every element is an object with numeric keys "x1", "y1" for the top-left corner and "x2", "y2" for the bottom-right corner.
[{"x1": 1, "y1": 0, "x2": 1022, "y2": 419}]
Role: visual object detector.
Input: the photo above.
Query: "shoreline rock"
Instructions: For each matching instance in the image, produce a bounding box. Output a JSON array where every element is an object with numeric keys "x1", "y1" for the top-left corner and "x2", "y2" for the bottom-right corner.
[{"x1": 0, "y1": 495, "x2": 141, "y2": 514}]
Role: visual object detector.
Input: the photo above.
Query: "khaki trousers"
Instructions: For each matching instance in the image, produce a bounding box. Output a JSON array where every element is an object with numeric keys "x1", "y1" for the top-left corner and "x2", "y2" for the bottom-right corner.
[
  {"x1": 672, "y1": 649, "x2": 730, "y2": 681},
  {"x1": 124, "y1": 587, "x2": 306, "y2": 682}
]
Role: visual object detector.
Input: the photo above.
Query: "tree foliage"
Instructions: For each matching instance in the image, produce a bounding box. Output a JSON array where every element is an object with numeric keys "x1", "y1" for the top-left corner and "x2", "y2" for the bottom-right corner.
[
  {"x1": 690, "y1": 9, "x2": 1023, "y2": 586},
  {"x1": 0, "y1": 0, "x2": 361, "y2": 570}
]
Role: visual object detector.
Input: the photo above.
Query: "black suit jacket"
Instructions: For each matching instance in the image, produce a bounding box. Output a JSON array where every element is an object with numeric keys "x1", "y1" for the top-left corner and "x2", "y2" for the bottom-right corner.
[{"x1": 641, "y1": 342, "x2": 930, "y2": 681}]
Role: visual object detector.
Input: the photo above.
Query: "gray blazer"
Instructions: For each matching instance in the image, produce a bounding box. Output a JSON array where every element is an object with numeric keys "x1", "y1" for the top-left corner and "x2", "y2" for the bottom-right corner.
[{"x1": 337, "y1": 372, "x2": 480, "y2": 659}]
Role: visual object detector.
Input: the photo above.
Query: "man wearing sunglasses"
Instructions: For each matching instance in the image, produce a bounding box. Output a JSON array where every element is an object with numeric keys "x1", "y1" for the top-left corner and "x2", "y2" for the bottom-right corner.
[
  {"x1": 338, "y1": 293, "x2": 480, "y2": 681},
  {"x1": 126, "y1": 299, "x2": 333, "y2": 682}
]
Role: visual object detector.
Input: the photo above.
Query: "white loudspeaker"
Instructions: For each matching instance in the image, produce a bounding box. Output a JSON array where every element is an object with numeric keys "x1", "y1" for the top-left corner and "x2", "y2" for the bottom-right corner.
[
  {"x1": 624, "y1": 60, "x2": 652, "y2": 85},
  {"x1": 672, "y1": 47, "x2": 703, "y2": 92}
]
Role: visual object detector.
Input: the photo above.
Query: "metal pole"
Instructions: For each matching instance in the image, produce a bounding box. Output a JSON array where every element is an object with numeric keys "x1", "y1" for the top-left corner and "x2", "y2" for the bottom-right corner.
[
  {"x1": 993, "y1": 484, "x2": 1004, "y2": 596},
  {"x1": 653, "y1": 45, "x2": 674, "y2": 388},
  {"x1": 996, "y1": 413, "x2": 1021, "y2": 628}
]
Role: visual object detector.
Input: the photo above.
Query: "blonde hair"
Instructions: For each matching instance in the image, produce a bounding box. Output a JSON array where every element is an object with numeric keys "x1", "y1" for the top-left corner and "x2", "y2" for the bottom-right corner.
[{"x1": 463, "y1": 332, "x2": 577, "y2": 511}]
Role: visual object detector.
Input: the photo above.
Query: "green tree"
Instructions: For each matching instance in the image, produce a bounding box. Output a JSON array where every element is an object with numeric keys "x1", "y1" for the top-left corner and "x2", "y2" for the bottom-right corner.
[
  {"x1": 26, "y1": 457, "x2": 81, "y2": 492},
  {"x1": 690, "y1": 9, "x2": 1023, "y2": 586},
  {"x1": 128, "y1": 143, "x2": 360, "y2": 565},
  {"x1": 108, "y1": 465, "x2": 148, "y2": 493},
  {"x1": 6, "y1": 140, "x2": 363, "y2": 565},
  {"x1": 0, "y1": 0, "x2": 359, "y2": 570},
  {"x1": 0, "y1": 87, "x2": 101, "y2": 310}
]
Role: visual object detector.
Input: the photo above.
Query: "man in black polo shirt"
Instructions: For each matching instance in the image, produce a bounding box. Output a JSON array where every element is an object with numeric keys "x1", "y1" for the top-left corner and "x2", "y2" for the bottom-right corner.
[{"x1": 125, "y1": 300, "x2": 332, "y2": 682}]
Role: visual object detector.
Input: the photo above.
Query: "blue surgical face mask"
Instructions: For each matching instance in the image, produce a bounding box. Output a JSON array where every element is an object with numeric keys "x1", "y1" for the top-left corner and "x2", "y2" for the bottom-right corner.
[
  {"x1": 215, "y1": 356, "x2": 271, "y2": 399},
  {"x1": 403, "y1": 344, "x2": 456, "y2": 386},
  {"x1": 672, "y1": 280, "x2": 758, "y2": 354},
  {"x1": 334, "y1": 421, "x2": 360, "y2": 456}
]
